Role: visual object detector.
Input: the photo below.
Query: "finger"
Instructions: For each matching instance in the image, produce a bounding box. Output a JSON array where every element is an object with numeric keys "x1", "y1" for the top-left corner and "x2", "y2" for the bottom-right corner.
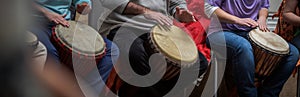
[
  {"x1": 161, "y1": 17, "x2": 172, "y2": 26},
  {"x1": 62, "y1": 21, "x2": 70, "y2": 27},
  {"x1": 156, "y1": 19, "x2": 165, "y2": 26},
  {"x1": 161, "y1": 16, "x2": 173, "y2": 26},
  {"x1": 62, "y1": 14, "x2": 67, "y2": 18},
  {"x1": 248, "y1": 20, "x2": 258, "y2": 27},
  {"x1": 176, "y1": 6, "x2": 181, "y2": 14},
  {"x1": 266, "y1": 28, "x2": 270, "y2": 32},
  {"x1": 53, "y1": 19, "x2": 59, "y2": 24},
  {"x1": 57, "y1": 18, "x2": 69, "y2": 27},
  {"x1": 176, "y1": 6, "x2": 180, "y2": 13}
]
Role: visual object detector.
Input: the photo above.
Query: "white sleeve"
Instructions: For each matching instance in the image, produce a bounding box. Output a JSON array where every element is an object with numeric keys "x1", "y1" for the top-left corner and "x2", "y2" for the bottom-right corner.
[{"x1": 204, "y1": 2, "x2": 219, "y2": 18}]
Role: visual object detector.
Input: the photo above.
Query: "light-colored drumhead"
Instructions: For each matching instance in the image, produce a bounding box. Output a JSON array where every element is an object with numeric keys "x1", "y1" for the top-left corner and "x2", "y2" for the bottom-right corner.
[
  {"x1": 55, "y1": 21, "x2": 105, "y2": 56},
  {"x1": 26, "y1": 31, "x2": 38, "y2": 47},
  {"x1": 151, "y1": 25, "x2": 198, "y2": 65},
  {"x1": 249, "y1": 28, "x2": 289, "y2": 54}
]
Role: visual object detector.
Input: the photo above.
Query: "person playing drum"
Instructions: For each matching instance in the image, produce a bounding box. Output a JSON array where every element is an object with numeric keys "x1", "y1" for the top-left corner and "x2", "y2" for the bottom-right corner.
[
  {"x1": 205, "y1": 0, "x2": 299, "y2": 97},
  {"x1": 284, "y1": 0, "x2": 300, "y2": 54},
  {"x1": 98, "y1": 0, "x2": 208, "y2": 97},
  {"x1": 29, "y1": 0, "x2": 120, "y2": 95}
]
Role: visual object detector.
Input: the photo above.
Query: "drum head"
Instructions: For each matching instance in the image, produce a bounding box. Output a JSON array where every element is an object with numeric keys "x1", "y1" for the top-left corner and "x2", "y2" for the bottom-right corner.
[
  {"x1": 249, "y1": 28, "x2": 289, "y2": 55},
  {"x1": 55, "y1": 21, "x2": 105, "y2": 56},
  {"x1": 151, "y1": 25, "x2": 198, "y2": 65},
  {"x1": 26, "y1": 31, "x2": 38, "y2": 47}
]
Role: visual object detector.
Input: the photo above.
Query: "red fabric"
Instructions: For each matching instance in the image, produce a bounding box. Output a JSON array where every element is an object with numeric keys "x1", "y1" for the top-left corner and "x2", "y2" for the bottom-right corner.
[
  {"x1": 186, "y1": 0, "x2": 211, "y2": 30},
  {"x1": 174, "y1": 21, "x2": 211, "y2": 61},
  {"x1": 174, "y1": 0, "x2": 211, "y2": 61}
]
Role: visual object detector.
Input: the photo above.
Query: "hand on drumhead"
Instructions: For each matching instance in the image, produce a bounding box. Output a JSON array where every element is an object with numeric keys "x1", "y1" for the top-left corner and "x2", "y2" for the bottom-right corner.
[
  {"x1": 175, "y1": 6, "x2": 196, "y2": 23},
  {"x1": 235, "y1": 18, "x2": 258, "y2": 28},
  {"x1": 76, "y1": 2, "x2": 91, "y2": 15},
  {"x1": 257, "y1": 18, "x2": 270, "y2": 32},
  {"x1": 143, "y1": 10, "x2": 173, "y2": 26},
  {"x1": 45, "y1": 12, "x2": 69, "y2": 27}
]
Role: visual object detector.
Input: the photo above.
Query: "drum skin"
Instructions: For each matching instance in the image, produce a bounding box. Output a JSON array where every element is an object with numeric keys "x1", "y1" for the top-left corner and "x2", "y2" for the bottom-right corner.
[
  {"x1": 52, "y1": 21, "x2": 106, "y2": 75},
  {"x1": 248, "y1": 28, "x2": 289, "y2": 82},
  {"x1": 149, "y1": 25, "x2": 198, "y2": 80}
]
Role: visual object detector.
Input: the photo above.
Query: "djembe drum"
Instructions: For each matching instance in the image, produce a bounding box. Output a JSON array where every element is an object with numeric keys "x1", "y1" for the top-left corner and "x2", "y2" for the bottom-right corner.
[
  {"x1": 249, "y1": 28, "x2": 290, "y2": 84},
  {"x1": 51, "y1": 21, "x2": 106, "y2": 75},
  {"x1": 146, "y1": 25, "x2": 199, "y2": 80},
  {"x1": 216, "y1": 29, "x2": 290, "y2": 97}
]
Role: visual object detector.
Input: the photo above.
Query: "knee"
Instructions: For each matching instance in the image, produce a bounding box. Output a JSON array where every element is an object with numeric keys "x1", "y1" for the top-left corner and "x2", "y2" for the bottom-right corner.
[
  {"x1": 104, "y1": 38, "x2": 120, "y2": 57},
  {"x1": 236, "y1": 40, "x2": 252, "y2": 53},
  {"x1": 288, "y1": 44, "x2": 299, "y2": 63}
]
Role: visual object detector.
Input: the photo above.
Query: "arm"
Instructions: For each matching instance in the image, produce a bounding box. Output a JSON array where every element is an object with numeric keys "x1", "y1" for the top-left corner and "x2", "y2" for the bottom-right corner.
[
  {"x1": 170, "y1": 0, "x2": 195, "y2": 23},
  {"x1": 33, "y1": 3, "x2": 69, "y2": 27},
  {"x1": 123, "y1": 2, "x2": 173, "y2": 26},
  {"x1": 257, "y1": 0, "x2": 270, "y2": 32},
  {"x1": 211, "y1": 7, "x2": 258, "y2": 28},
  {"x1": 257, "y1": 8, "x2": 269, "y2": 32},
  {"x1": 204, "y1": 1, "x2": 258, "y2": 27},
  {"x1": 283, "y1": 0, "x2": 300, "y2": 26}
]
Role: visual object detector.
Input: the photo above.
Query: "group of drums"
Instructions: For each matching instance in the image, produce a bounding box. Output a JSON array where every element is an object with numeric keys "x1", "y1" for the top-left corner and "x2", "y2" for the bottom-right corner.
[{"x1": 27, "y1": 20, "x2": 292, "y2": 96}]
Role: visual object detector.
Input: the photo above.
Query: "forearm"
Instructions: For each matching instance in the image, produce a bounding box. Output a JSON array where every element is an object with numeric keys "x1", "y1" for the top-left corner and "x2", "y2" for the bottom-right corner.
[
  {"x1": 213, "y1": 8, "x2": 241, "y2": 24},
  {"x1": 283, "y1": 12, "x2": 300, "y2": 26},
  {"x1": 258, "y1": 8, "x2": 268, "y2": 21},
  {"x1": 123, "y1": 2, "x2": 150, "y2": 15},
  {"x1": 34, "y1": 3, "x2": 49, "y2": 15},
  {"x1": 283, "y1": 0, "x2": 300, "y2": 26}
]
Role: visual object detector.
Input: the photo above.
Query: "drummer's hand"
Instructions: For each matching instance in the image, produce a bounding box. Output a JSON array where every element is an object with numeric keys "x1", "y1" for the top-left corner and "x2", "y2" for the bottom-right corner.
[
  {"x1": 143, "y1": 9, "x2": 173, "y2": 26},
  {"x1": 76, "y1": 2, "x2": 91, "y2": 15},
  {"x1": 174, "y1": 6, "x2": 196, "y2": 23},
  {"x1": 235, "y1": 18, "x2": 258, "y2": 28},
  {"x1": 257, "y1": 18, "x2": 270, "y2": 32},
  {"x1": 44, "y1": 11, "x2": 70, "y2": 27}
]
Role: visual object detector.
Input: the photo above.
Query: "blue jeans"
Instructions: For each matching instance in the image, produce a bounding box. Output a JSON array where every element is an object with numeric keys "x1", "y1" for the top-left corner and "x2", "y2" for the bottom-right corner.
[
  {"x1": 207, "y1": 31, "x2": 299, "y2": 97},
  {"x1": 29, "y1": 24, "x2": 119, "y2": 94}
]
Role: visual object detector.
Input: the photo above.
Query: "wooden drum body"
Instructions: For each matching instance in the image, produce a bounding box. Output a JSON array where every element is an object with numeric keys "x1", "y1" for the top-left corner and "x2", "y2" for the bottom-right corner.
[
  {"x1": 147, "y1": 25, "x2": 199, "y2": 80},
  {"x1": 51, "y1": 21, "x2": 106, "y2": 75},
  {"x1": 248, "y1": 28, "x2": 290, "y2": 84}
]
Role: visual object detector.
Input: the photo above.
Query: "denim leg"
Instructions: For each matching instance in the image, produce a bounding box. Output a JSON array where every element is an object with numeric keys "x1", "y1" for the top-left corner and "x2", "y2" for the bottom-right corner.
[
  {"x1": 207, "y1": 31, "x2": 257, "y2": 97},
  {"x1": 258, "y1": 43, "x2": 299, "y2": 97},
  {"x1": 97, "y1": 38, "x2": 119, "y2": 82},
  {"x1": 81, "y1": 38, "x2": 119, "y2": 95},
  {"x1": 291, "y1": 34, "x2": 300, "y2": 50}
]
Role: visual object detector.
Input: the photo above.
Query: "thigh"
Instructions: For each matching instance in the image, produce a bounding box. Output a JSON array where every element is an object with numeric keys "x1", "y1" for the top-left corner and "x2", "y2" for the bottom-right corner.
[
  {"x1": 207, "y1": 31, "x2": 253, "y2": 59},
  {"x1": 29, "y1": 26, "x2": 60, "y2": 63}
]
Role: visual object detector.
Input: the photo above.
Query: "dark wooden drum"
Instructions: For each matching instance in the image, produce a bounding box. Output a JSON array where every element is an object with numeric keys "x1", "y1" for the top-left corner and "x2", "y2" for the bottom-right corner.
[
  {"x1": 190, "y1": 28, "x2": 290, "y2": 97},
  {"x1": 147, "y1": 25, "x2": 199, "y2": 80},
  {"x1": 51, "y1": 21, "x2": 106, "y2": 75},
  {"x1": 249, "y1": 28, "x2": 290, "y2": 84}
]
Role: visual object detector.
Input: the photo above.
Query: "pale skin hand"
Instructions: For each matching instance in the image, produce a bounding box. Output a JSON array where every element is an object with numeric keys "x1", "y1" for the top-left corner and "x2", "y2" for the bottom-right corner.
[
  {"x1": 143, "y1": 9, "x2": 173, "y2": 26},
  {"x1": 34, "y1": 3, "x2": 69, "y2": 27},
  {"x1": 234, "y1": 18, "x2": 258, "y2": 28},
  {"x1": 44, "y1": 12, "x2": 70, "y2": 27},
  {"x1": 123, "y1": 2, "x2": 173, "y2": 26},
  {"x1": 213, "y1": 8, "x2": 258, "y2": 28},
  {"x1": 257, "y1": 18, "x2": 269, "y2": 32},
  {"x1": 174, "y1": 6, "x2": 196, "y2": 23},
  {"x1": 257, "y1": 8, "x2": 269, "y2": 32}
]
